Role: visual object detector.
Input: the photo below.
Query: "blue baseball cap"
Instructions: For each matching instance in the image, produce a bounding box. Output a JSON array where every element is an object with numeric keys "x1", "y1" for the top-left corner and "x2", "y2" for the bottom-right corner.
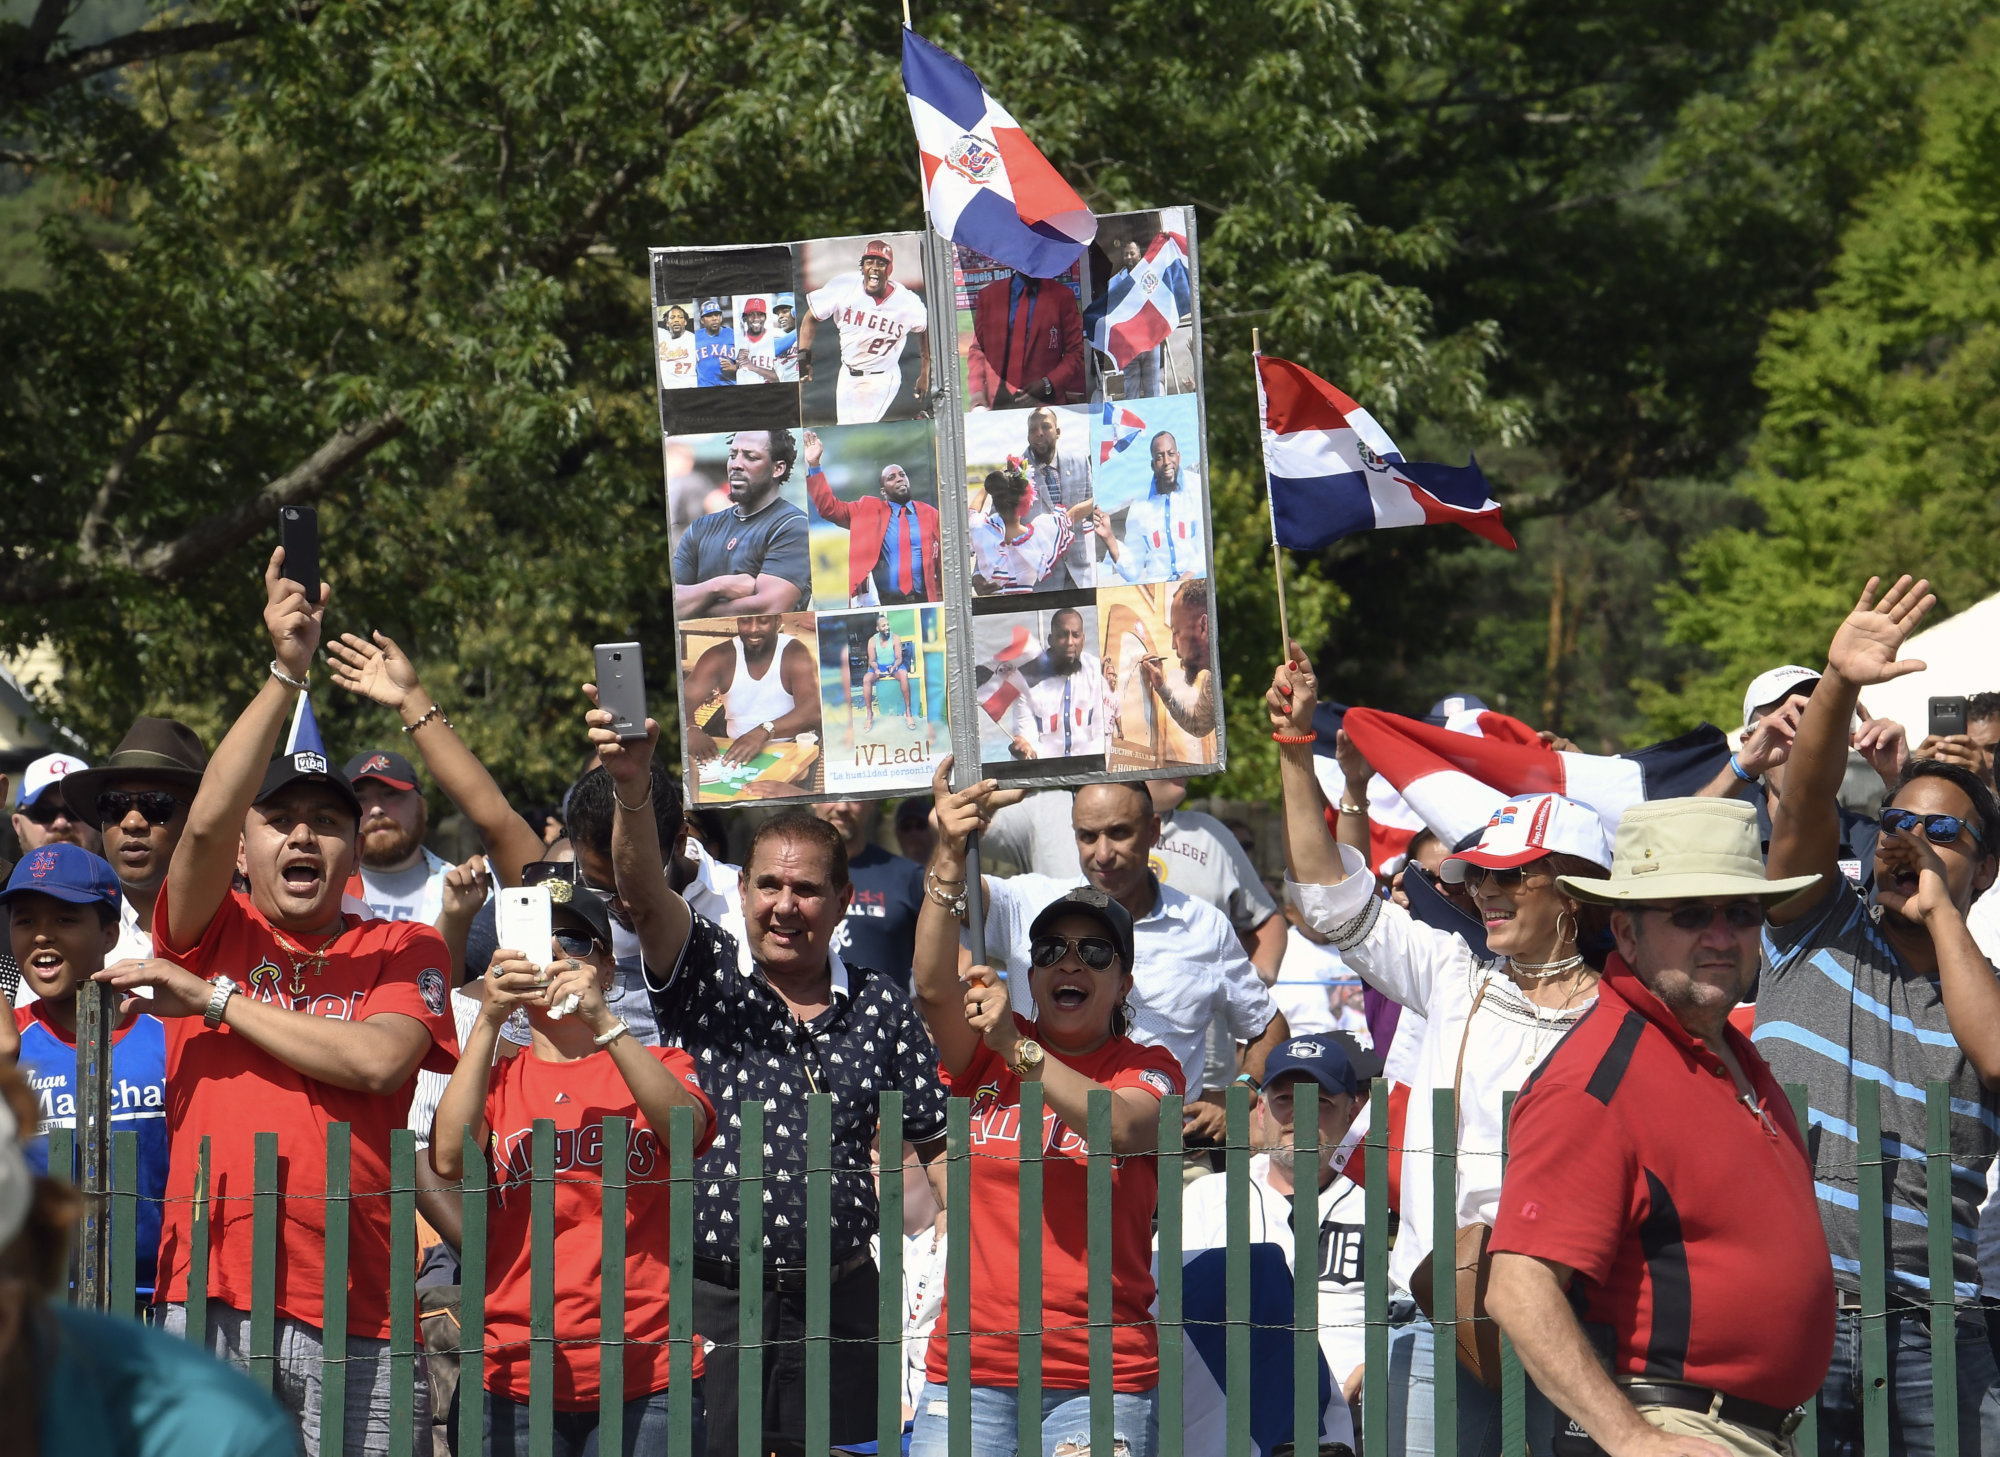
[
  {"x1": 1259, "y1": 1032, "x2": 1371, "y2": 1098},
  {"x1": 700, "y1": 297, "x2": 725, "y2": 316},
  {"x1": 1425, "y1": 692, "x2": 1488, "y2": 726},
  {"x1": 0, "y1": 843, "x2": 122, "y2": 913}
]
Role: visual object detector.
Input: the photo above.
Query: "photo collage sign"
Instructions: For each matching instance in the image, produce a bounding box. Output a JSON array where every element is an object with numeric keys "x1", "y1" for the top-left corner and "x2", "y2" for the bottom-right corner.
[{"x1": 650, "y1": 206, "x2": 1221, "y2": 808}]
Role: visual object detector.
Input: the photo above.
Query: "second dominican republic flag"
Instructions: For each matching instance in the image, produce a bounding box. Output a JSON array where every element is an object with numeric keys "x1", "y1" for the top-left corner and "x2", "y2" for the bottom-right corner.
[
  {"x1": 1083, "y1": 230, "x2": 1191, "y2": 367},
  {"x1": 1256, "y1": 353, "x2": 1515, "y2": 551},
  {"x1": 902, "y1": 30, "x2": 1095, "y2": 277}
]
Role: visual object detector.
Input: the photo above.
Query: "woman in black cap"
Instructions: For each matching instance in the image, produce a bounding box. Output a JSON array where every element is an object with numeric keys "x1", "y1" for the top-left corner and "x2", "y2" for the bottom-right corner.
[
  {"x1": 431, "y1": 882, "x2": 716, "y2": 1457},
  {"x1": 906, "y1": 758, "x2": 1185, "y2": 1457}
]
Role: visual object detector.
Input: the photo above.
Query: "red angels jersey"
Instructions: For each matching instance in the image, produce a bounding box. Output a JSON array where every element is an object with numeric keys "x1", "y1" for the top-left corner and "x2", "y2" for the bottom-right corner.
[{"x1": 806, "y1": 273, "x2": 927, "y2": 372}]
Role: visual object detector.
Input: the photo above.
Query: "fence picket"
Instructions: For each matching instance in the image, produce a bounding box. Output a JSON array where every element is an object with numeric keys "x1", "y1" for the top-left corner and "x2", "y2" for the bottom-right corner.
[
  {"x1": 460, "y1": 1125, "x2": 487, "y2": 1457},
  {"x1": 877, "y1": 1090, "x2": 906, "y2": 1457},
  {"x1": 111, "y1": 1129, "x2": 136, "y2": 1318},
  {"x1": 806, "y1": 1092, "x2": 832, "y2": 1457},
  {"x1": 1857, "y1": 1081, "x2": 1888, "y2": 1457},
  {"x1": 600, "y1": 1115, "x2": 629, "y2": 1455},
  {"x1": 1018, "y1": 1080, "x2": 1045, "y2": 1457},
  {"x1": 1926, "y1": 1081, "x2": 1957, "y2": 1457},
  {"x1": 322, "y1": 1122, "x2": 352, "y2": 1454},
  {"x1": 1363, "y1": 1081, "x2": 1388, "y2": 1457},
  {"x1": 946, "y1": 1096, "x2": 971, "y2": 1457},
  {"x1": 1783, "y1": 1084, "x2": 1818, "y2": 1455},
  {"x1": 1432, "y1": 1089, "x2": 1457, "y2": 1457},
  {"x1": 1157, "y1": 1094, "x2": 1185, "y2": 1457},
  {"x1": 1225, "y1": 1084, "x2": 1250, "y2": 1457},
  {"x1": 1499, "y1": 1091, "x2": 1523, "y2": 1457},
  {"x1": 390, "y1": 1129, "x2": 418, "y2": 1457},
  {"x1": 1087, "y1": 1088, "x2": 1114, "y2": 1457},
  {"x1": 1292, "y1": 1081, "x2": 1320, "y2": 1456},
  {"x1": 250, "y1": 1131, "x2": 278, "y2": 1392},
  {"x1": 530, "y1": 1117, "x2": 556, "y2": 1457},
  {"x1": 737, "y1": 1101, "x2": 764, "y2": 1457},
  {"x1": 188, "y1": 1135, "x2": 210, "y2": 1345},
  {"x1": 668, "y1": 1107, "x2": 695, "y2": 1457}
]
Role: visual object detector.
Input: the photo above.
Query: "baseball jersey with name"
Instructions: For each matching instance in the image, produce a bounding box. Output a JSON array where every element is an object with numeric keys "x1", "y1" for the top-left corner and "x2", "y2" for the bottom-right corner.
[
  {"x1": 150, "y1": 884, "x2": 460, "y2": 1338},
  {"x1": 693, "y1": 325, "x2": 736, "y2": 388},
  {"x1": 657, "y1": 328, "x2": 698, "y2": 390},
  {"x1": 807, "y1": 275, "x2": 927, "y2": 371},
  {"x1": 969, "y1": 512, "x2": 1074, "y2": 594},
  {"x1": 731, "y1": 326, "x2": 784, "y2": 385}
]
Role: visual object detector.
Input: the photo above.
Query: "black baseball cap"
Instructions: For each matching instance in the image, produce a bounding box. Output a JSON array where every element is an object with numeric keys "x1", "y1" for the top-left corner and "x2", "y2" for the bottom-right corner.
[
  {"x1": 1026, "y1": 886, "x2": 1135, "y2": 975},
  {"x1": 546, "y1": 877, "x2": 615, "y2": 950},
  {"x1": 254, "y1": 750, "x2": 362, "y2": 822},
  {"x1": 344, "y1": 749, "x2": 419, "y2": 792}
]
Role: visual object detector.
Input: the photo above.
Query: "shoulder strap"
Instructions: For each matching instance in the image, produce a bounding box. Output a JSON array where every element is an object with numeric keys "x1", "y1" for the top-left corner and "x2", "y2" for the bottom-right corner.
[{"x1": 1452, "y1": 971, "x2": 1493, "y2": 1133}]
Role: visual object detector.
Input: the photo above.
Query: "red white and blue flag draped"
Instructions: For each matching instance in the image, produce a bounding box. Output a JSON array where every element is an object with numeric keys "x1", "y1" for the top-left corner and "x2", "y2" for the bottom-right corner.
[
  {"x1": 1328, "y1": 705, "x2": 1730, "y2": 869},
  {"x1": 1082, "y1": 231, "x2": 1191, "y2": 368},
  {"x1": 1098, "y1": 403, "x2": 1144, "y2": 463},
  {"x1": 1256, "y1": 353, "x2": 1516, "y2": 551},
  {"x1": 902, "y1": 30, "x2": 1096, "y2": 278}
]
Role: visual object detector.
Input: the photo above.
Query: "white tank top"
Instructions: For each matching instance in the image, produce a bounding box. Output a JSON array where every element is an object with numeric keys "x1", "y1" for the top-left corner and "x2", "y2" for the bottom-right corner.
[{"x1": 725, "y1": 633, "x2": 798, "y2": 738}]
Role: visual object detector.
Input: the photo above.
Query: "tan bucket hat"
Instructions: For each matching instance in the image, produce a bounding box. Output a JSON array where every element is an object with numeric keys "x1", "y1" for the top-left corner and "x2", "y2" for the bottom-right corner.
[{"x1": 1555, "y1": 797, "x2": 1822, "y2": 906}]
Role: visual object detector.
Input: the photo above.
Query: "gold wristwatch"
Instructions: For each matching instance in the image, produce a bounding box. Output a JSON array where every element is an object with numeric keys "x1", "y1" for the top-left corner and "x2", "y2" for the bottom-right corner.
[{"x1": 1010, "y1": 1039, "x2": 1046, "y2": 1078}]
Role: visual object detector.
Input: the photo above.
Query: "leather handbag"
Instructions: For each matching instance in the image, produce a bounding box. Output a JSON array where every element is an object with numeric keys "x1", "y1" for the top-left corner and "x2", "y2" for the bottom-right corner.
[{"x1": 1408, "y1": 978, "x2": 1506, "y2": 1390}]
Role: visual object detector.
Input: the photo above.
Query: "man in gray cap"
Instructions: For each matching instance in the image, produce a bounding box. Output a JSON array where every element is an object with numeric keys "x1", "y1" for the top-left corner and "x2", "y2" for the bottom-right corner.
[
  {"x1": 63, "y1": 717, "x2": 209, "y2": 964},
  {"x1": 1485, "y1": 797, "x2": 1832, "y2": 1457}
]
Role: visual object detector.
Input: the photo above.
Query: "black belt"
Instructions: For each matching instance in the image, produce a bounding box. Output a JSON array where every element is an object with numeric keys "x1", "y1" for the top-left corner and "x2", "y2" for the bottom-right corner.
[
  {"x1": 1619, "y1": 1382, "x2": 1803, "y2": 1442},
  {"x1": 693, "y1": 1250, "x2": 871, "y2": 1293},
  {"x1": 1835, "y1": 1287, "x2": 1928, "y2": 1315}
]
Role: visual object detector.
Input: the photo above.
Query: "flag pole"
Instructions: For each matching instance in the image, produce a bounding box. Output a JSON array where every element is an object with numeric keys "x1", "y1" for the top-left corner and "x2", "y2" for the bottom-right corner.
[{"x1": 1253, "y1": 328, "x2": 1294, "y2": 656}]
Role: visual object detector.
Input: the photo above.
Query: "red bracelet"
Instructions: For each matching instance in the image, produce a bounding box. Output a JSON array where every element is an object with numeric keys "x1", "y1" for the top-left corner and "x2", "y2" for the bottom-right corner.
[{"x1": 1271, "y1": 732, "x2": 1317, "y2": 745}]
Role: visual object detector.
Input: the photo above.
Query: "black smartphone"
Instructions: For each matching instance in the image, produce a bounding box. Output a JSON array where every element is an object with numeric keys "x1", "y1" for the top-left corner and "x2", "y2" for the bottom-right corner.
[
  {"x1": 593, "y1": 642, "x2": 649, "y2": 741},
  {"x1": 278, "y1": 506, "x2": 320, "y2": 604},
  {"x1": 1930, "y1": 695, "x2": 1969, "y2": 740}
]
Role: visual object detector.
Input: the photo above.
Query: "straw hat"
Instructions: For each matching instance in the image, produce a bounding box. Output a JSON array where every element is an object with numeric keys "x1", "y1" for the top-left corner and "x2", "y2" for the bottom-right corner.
[{"x1": 1556, "y1": 798, "x2": 1821, "y2": 906}]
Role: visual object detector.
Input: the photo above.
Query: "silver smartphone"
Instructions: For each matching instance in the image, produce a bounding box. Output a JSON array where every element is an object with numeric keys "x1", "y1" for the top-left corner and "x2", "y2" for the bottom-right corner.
[{"x1": 593, "y1": 642, "x2": 649, "y2": 741}]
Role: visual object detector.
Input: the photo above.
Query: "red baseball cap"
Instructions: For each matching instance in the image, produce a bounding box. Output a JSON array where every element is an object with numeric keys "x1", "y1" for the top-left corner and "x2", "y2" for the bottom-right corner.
[
  {"x1": 862, "y1": 239, "x2": 894, "y2": 264},
  {"x1": 742, "y1": 297, "x2": 768, "y2": 314},
  {"x1": 1440, "y1": 792, "x2": 1611, "y2": 881}
]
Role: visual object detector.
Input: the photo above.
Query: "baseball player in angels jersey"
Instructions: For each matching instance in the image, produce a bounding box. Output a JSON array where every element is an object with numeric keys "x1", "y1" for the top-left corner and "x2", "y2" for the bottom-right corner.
[
  {"x1": 655, "y1": 305, "x2": 698, "y2": 391},
  {"x1": 798, "y1": 238, "x2": 930, "y2": 423}
]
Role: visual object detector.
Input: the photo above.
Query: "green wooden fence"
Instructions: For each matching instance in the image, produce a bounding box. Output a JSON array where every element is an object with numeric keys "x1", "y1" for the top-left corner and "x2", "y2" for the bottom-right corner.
[{"x1": 56, "y1": 1078, "x2": 1966, "y2": 1457}]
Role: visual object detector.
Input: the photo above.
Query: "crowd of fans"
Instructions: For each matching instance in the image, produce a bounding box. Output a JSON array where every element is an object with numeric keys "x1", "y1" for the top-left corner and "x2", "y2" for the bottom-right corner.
[{"x1": 3, "y1": 558, "x2": 2000, "y2": 1457}]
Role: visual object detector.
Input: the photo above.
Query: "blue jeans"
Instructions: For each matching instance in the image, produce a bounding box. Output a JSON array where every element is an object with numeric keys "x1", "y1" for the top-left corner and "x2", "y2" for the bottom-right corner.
[
  {"x1": 1818, "y1": 1309, "x2": 2000, "y2": 1457},
  {"x1": 1385, "y1": 1298, "x2": 1560, "y2": 1457},
  {"x1": 907, "y1": 1381, "x2": 1159, "y2": 1457},
  {"x1": 483, "y1": 1380, "x2": 706, "y2": 1457}
]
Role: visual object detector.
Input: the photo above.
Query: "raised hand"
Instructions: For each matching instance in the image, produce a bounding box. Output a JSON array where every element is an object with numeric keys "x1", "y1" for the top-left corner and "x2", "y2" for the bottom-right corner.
[
  {"x1": 962, "y1": 965, "x2": 1017, "y2": 1057},
  {"x1": 1851, "y1": 706, "x2": 1910, "y2": 784},
  {"x1": 929, "y1": 755, "x2": 1000, "y2": 857},
  {"x1": 328, "y1": 630, "x2": 422, "y2": 712},
  {"x1": 803, "y1": 429, "x2": 823, "y2": 469},
  {"x1": 1826, "y1": 574, "x2": 1935, "y2": 687},
  {"x1": 1265, "y1": 639, "x2": 1318, "y2": 735},
  {"x1": 582, "y1": 683, "x2": 659, "y2": 785},
  {"x1": 439, "y1": 854, "x2": 489, "y2": 922},
  {"x1": 265, "y1": 546, "x2": 327, "y2": 681},
  {"x1": 1737, "y1": 694, "x2": 1809, "y2": 779}
]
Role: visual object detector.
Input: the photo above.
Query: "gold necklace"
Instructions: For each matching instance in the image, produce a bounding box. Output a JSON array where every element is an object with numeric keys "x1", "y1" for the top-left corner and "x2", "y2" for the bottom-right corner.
[{"x1": 270, "y1": 927, "x2": 341, "y2": 995}]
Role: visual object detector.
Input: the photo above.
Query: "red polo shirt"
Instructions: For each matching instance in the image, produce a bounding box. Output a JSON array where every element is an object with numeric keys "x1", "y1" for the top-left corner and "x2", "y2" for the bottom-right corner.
[{"x1": 1489, "y1": 957, "x2": 1834, "y2": 1410}]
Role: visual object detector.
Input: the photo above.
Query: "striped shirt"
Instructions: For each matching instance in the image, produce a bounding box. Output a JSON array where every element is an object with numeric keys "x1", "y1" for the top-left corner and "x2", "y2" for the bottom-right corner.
[{"x1": 1754, "y1": 883, "x2": 2000, "y2": 1297}]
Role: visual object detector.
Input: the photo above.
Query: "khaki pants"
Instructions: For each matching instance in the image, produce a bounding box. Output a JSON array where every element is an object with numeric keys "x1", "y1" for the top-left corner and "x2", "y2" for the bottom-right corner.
[{"x1": 1637, "y1": 1402, "x2": 1794, "y2": 1457}]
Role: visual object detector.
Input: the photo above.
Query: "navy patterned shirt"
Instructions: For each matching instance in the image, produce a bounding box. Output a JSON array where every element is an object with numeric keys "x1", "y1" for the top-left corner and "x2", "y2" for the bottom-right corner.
[{"x1": 645, "y1": 911, "x2": 949, "y2": 1265}]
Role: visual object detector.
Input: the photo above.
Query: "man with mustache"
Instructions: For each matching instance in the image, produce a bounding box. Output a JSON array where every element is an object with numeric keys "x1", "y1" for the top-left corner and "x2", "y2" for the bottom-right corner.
[
  {"x1": 672, "y1": 428, "x2": 813, "y2": 618},
  {"x1": 342, "y1": 749, "x2": 450, "y2": 924}
]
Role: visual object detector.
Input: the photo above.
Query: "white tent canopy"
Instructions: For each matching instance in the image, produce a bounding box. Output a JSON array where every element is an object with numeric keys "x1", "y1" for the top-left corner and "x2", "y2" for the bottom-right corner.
[{"x1": 1858, "y1": 588, "x2": 2000, "y2": 731}]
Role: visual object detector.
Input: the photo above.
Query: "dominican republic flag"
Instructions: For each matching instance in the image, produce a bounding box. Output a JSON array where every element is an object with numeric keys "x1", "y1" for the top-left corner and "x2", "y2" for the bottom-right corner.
[
  {"x1": 1179, "y1": 1245, "x2": 1348, "y2": 1456},
  {"x1": 1327, "y1": 705, "x2": 1729, "y2": 868},
  {"x1": 1082, "y1": 231, "x2": 1192, "y2": 368},
  {"x1": 902, "y1": 30, "x2": 1095, "y2": 278},
  {"x1": 975, "y1": 623, "x2": 1040, "y2": 722},
  {"x1": 1257, "y1": 353, "x2": 1515, "y2": 551},
  {"x1": 1098, "y1": 403, "x2": 1144, "y2": 464}
]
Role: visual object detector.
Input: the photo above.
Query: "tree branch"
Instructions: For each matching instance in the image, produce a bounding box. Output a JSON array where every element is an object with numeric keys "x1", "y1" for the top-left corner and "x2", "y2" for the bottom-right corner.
[
  {"x1": 1, "y1": 5, "x2": 319, "y2": 107},
  {"x1": 0, "y1": 411, "x2": 403, "y2": 605},
  {"x1": 77, "y1": 371, "x2": 199, "y2": 566}
]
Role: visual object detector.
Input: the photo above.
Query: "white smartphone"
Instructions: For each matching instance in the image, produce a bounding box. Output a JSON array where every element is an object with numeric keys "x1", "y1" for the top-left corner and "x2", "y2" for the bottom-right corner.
[{"x1": 492, "y1": 885, "x2": 581, "y2": 1018}]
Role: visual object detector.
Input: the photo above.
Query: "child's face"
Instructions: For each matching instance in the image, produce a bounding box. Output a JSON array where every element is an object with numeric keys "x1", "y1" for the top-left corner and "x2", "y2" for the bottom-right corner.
[{"x1": 8, "y1": 893, "x2": 117, "y2": 1002}]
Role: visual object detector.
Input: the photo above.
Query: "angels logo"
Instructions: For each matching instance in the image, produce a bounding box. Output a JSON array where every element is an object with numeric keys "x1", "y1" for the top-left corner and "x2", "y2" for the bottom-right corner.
[
  {"x1": 1356, "y1": 440, "x2": 1392, "y2": 474},
  {"x1": 245, "y1": 959, "x2": 285, "y2": 1001},
  {"x1": 1139, "y1": 1068, "x2": 1175, "y2": 1097},
  {"x1": 943, "y1": 134, "x2": 1001, "y2": 186},
  {"x1": 418, "y1": 968, "x2": 447, "y2": 1017}
]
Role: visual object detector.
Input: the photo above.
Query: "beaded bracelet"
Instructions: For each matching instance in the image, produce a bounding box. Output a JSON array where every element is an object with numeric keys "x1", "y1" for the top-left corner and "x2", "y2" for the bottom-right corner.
[{"x1": 403, "y1": 703, "x2": 452, "y2": 735}]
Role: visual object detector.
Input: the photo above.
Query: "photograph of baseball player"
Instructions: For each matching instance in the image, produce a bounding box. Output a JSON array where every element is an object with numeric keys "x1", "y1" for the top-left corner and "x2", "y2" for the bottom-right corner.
[
  {"x1": 817, "y1": 607, "x2": 944, "y2": 795},
  {"x1": 666, "y1": 428, "x2": 814, "y2": 618},
  {"x1": 963, "y1": 404, "x2": 1097, "y2": 596},
  {"x1": 1089, "y1": 393, "x2": 1208, "y2": 586},
  {"x1": 800, "y1": 422, "x2": 943, "y2": 608},
  {"x1": 648, "y1": 242, "x2": 800, "y2": 433},
  {"x1": 797, "y1": 233, "x2": 931, "y2": 426},
  {"x1": 952, "y1": 241, "x2": 1087, "y2": 410},
  {"x1": 677, "y1": 612, "x2": 824, "y2": 804},
  {"x1": 1098, "y1": 578, "x2": 1219, "y2": 773},
  {"x1": 1081, "y1": 206, "x2": 1197, "y2": 402},
  {"x1": 973, "y1": 605, "x2": 1112, "y2": 774}
]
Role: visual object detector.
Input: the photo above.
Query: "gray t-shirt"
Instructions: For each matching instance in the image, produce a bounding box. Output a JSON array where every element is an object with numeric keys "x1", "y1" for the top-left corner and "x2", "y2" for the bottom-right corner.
[
  {"x1": 982, "y1": 793, "x2": 1278, "y2": 936},
  {"x1": 672, "y1": 496, "x2": 812, "y2": 610},
  {"x1": 1755, "y1": 882, "x2": 2000, "y2": 1298}
]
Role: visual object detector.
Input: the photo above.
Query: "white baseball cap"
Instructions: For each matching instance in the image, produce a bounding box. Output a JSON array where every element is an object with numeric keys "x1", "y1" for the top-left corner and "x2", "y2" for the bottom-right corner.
[
  {"x1": 1441, "y1": 792, "x2": 1613, "y2": 881},
  {"x1": 16, "y1": 752, "x2": 89, "y2": 810},
  {"x1": 1742, "y1": 666, "x2": 1821, "y2": 731}
]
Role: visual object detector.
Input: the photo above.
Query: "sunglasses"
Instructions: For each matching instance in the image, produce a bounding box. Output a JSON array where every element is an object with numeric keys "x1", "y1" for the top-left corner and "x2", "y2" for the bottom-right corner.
[
  {"x1": 1881, "y1": 808, "x2": 1984, "y2": 848},
  {"x1": 1649, "y1": 902, "x2": 1764, "y2": 932},
  {"x1": 97, "y1": 790, "x2": 187, "y2": 826},
  {"x1": 1029, "y1": 934, "x2": 1121, "y2": 971},
  {"x1": 20, "y1": 797, "x2": 74, "y2": 826},
  {"x1": 1458, "y1": 863, "x2": 1548, "y2": 892},
  {"x1": 552, "y1": 927, "x2": 604, "y2": 957}
]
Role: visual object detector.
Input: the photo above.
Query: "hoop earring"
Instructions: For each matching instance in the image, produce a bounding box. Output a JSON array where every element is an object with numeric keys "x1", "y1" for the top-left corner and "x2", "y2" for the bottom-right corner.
[
  {"x1": 1113, "y1": 1000, "x2": 1132, "y2": 1038},
  {"x1": 1555, "y1": 909, "x2": 1579, "y2": 946}
]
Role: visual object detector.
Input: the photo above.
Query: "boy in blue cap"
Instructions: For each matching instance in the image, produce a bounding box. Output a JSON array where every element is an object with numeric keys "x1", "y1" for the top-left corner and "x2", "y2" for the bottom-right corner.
[{"x1": 2, "y1": 842, "x2": 169, "y2": 1303}]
